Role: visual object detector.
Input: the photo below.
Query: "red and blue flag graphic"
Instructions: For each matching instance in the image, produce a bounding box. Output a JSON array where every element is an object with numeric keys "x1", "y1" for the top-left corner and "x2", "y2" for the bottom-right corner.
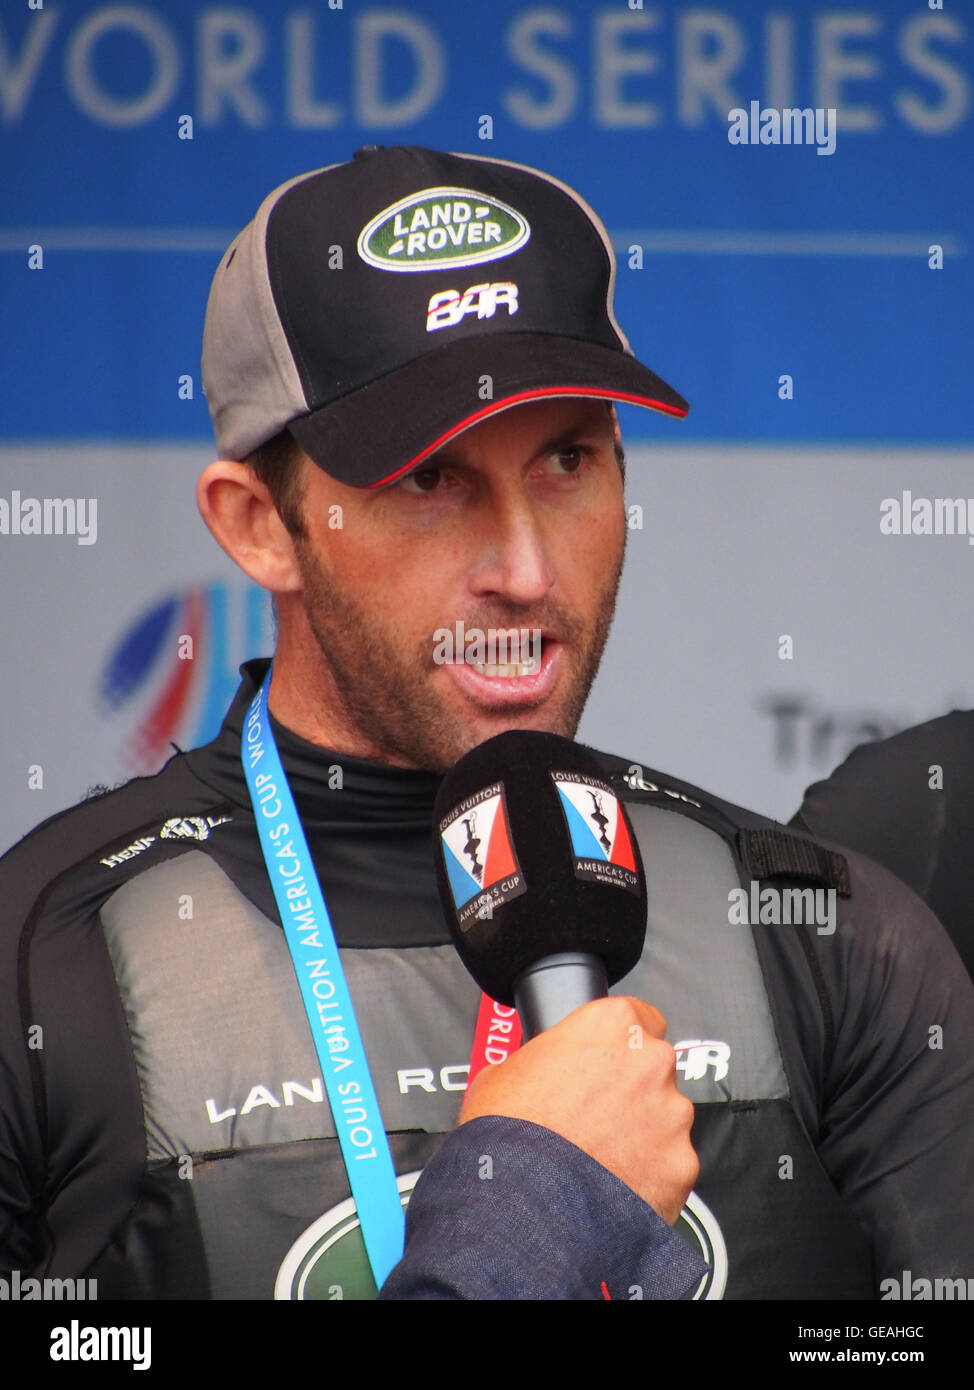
[
  {"x1": 439, "y1": 783, "x2": 526, "y2": 928},
  {"x1": 552, "y1": 774, "x2": 640, "y2": 894}
]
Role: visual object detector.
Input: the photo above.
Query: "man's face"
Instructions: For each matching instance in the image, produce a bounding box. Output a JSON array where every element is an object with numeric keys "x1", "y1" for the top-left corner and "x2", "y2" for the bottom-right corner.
[{"x1": 287, "y1": 397, "x2": 627, "y2": 772}]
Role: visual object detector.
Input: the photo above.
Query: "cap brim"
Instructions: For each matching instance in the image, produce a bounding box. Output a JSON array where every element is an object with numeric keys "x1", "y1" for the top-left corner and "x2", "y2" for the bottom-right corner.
[{"x1": 287, "y1": 333, "x2": 688, "y2": 487}]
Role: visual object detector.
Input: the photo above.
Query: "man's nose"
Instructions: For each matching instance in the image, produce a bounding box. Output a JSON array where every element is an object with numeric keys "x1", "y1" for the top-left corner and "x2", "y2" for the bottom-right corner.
[{"x1": 467, "y1": 499, "x2": 554, "y2": 606}]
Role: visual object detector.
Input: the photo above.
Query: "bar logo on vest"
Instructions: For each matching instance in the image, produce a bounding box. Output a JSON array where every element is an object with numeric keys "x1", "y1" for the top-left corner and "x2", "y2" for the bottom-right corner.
[
  {"x1": 358, "y1": 188, "x2": 530, "y2": 272},
  {"x1": 675, "y1": 1039, "x2": 731, "y2": 1086}
]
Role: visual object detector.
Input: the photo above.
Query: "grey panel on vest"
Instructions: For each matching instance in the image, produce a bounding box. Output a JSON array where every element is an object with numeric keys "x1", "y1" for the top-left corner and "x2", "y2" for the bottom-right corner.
[
  {"x1": 99, "y1": 805, "x2": 789, "y2": 1167},
  {"x1": 617, "y1": 804, "x2": 789, "y2": 1103},
  {"x1": 100, "y1": 852, "x2": 480, "y2": 1161}
]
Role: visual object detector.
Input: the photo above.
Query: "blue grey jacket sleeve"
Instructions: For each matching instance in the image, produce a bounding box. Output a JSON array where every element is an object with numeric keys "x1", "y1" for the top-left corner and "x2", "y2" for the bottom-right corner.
[{"x1": 379, "y1": 1114, "x2": 706, "y2": 1300}]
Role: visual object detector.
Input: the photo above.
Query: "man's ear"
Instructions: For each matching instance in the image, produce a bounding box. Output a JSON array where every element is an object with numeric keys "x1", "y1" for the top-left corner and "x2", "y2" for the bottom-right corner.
[{"x1": 197, "y1": 460, "x2": 303, "y2": 593}]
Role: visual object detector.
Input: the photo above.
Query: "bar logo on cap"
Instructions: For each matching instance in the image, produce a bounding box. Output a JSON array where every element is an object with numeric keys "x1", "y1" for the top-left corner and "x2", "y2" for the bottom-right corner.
[{"x1": 357, "y1": 187, "x2": 530, "y2": 273}]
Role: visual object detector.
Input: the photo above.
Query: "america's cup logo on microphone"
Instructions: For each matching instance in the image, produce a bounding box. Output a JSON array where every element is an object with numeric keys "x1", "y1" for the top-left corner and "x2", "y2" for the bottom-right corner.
[
  {"x1": 587, "y1": 790, "x2": 612, "y2": 853},
  {"x1": 439, "y1": 782, "x2": 527, "y2": 930},
  {"x1": 461, "y1": 813, "x2": 483, "y2": 880},
  {"x1": 551, "y1": 772, "x2": 640, "y2": 895}
]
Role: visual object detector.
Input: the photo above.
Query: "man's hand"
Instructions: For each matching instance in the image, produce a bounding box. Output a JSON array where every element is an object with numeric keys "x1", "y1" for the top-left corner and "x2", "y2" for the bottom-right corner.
[{"x1": 459, "y1": 996, "x2": 698, "y2": 1225}]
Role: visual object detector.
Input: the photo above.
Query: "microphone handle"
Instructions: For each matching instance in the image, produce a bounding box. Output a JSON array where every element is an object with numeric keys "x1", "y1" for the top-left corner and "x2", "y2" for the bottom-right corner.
[{"x1": 513, "y1": 952, "x2": 608, "y2": 1040}]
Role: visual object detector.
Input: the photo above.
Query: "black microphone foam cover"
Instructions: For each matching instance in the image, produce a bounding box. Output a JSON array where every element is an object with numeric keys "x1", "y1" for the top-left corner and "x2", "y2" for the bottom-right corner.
[{"x1": 433, "y1": 730, "x2": 647, "y2": 1005}]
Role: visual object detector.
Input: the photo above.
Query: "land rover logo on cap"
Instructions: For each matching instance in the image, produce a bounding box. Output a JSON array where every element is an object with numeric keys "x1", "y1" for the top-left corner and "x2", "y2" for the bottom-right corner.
[{"x1": 357, "y1": 186, "x2": 530, "y2": 272}]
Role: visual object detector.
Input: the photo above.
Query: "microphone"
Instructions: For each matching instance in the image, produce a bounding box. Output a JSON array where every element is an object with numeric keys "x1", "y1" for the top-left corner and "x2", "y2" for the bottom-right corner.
[{"x1": 433, "y1": 730, "x2": 647, "y2": 1038}]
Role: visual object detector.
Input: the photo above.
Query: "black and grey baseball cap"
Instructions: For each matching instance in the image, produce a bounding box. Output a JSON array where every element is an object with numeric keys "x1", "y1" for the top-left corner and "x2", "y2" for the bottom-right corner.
[{"x1": 202, "y1": 145, "x2": 688, "y2": 488}]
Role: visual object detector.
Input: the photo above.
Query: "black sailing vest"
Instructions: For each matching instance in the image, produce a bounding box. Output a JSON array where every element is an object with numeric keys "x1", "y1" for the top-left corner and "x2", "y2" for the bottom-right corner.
[{"x1": 81, "y1": 754, "x2": 872, "y2": 1300}]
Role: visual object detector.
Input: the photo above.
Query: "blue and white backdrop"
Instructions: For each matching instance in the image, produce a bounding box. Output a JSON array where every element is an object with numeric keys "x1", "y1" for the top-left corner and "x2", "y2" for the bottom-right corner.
[{"x1": 1, "y1": 0, "x2": 971, "y2": 850}]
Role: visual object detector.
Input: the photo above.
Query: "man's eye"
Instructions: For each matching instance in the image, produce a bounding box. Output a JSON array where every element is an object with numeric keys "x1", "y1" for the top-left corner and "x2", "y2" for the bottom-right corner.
[
  {"x1": 406, "y1": 466, "x2": 442, "y2": 492},
  {"x1": 552, "y1": 447, "x2": 586, "y2": 473}
]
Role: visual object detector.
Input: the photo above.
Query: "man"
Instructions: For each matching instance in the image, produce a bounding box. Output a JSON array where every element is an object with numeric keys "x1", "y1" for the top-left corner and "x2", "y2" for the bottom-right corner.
[
  {"x1": 1, "y1": 146, "x2": 972, "y2": 1300},
  {"x1": 0, "y1": 146, "x2": 703, "y2": 1303}
]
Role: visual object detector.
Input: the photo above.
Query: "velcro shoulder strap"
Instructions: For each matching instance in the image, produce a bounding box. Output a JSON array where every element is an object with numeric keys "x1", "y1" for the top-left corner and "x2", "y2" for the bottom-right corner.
[{"x1": 737, "y1": 828, "x2": 851, "y2": 898}]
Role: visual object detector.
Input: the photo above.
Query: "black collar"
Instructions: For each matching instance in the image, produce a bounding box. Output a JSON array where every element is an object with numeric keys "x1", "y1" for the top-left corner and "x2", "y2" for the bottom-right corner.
[{"x1": 186, "y1": 658, "x2": 443, "y2": 829}]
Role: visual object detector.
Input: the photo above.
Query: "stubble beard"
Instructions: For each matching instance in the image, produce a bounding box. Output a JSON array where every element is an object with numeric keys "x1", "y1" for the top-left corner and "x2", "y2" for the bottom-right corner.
[{"x1": 291, "y1": 536, "x2": 626, "y2": 774}]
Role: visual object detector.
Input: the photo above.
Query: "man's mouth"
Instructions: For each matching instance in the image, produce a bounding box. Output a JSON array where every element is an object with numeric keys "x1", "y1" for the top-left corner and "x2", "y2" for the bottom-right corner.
[
  {"x1": 442, "y1": 636, "x2": 563, "y2": 707},
  {"x1": 466, "y1": 633, "x2": 544, "y2": 679},
  {"x1": 468, "y1": 659, "x2": 539, "y2": 677}
]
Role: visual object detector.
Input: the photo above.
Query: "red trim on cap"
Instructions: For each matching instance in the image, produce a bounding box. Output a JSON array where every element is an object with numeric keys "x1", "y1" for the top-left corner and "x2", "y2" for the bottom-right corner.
[{"x1": 366, "y1": 386, "x2": 688, "y2": 489}]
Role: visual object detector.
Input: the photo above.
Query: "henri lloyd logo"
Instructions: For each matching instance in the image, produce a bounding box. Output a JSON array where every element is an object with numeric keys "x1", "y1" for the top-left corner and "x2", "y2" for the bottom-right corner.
[
  {"x1": 358, "y1": 187, "x2": 530, "y2": 272},
  {"x1": 160, "y1": 813, "x2": 230, "y2": 841},
  {"x1": 100, "y1": 814, "x2": 230, "y2": 868},
  {"x1": 551, "y1": 773, "x2": 640, "y2": 895},
  {"x1": 439, "y1": 782, "x2": 526, "y2": 929}
]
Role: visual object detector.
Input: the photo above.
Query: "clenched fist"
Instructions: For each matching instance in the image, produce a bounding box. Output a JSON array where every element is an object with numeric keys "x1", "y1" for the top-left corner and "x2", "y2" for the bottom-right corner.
[{"x1": 460, "y1": 996, "x2": 698, "y2": 1225}]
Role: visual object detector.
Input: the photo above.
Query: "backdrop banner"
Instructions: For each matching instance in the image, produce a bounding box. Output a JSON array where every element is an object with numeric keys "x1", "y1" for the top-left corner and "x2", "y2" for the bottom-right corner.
[{"x1": 2, "y1": 0, "x2": 970, "y2": 847}]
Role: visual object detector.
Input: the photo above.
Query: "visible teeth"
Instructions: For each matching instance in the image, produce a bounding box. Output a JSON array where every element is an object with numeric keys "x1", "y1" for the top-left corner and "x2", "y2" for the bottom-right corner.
[{"x1": 471, "y1": 661, "x2": 539, "y2": 678}]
